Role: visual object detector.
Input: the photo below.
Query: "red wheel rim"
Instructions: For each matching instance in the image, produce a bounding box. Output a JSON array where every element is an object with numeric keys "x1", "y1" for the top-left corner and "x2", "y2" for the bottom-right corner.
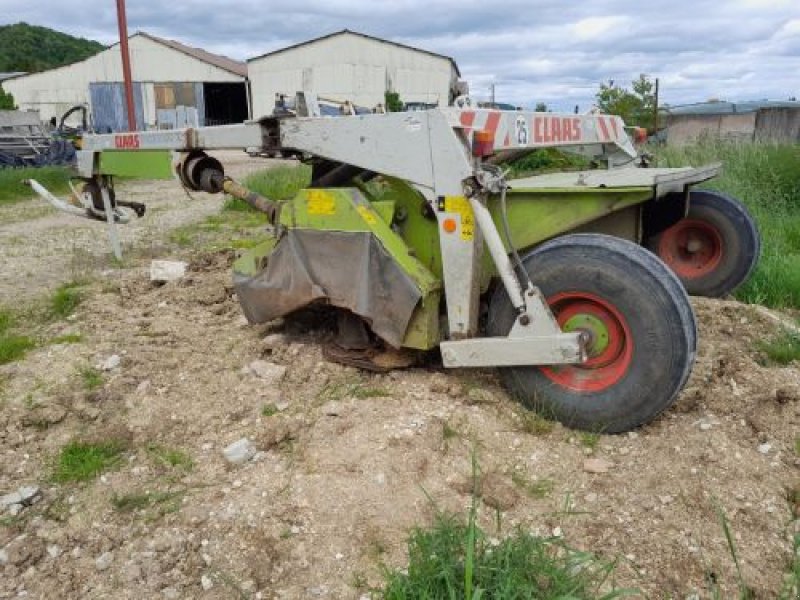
[
  {"x1": 540, "y1": 292, "x2": 633, "y2": 393},
  {"x1": 658, "y1": 219, "x2": 723, "y2": 279}
]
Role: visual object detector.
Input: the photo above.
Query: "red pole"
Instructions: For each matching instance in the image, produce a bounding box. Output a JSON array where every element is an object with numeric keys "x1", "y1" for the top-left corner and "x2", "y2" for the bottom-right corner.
[{"x1": 115, "y1": 0, "x2": 137, "y2": 131}]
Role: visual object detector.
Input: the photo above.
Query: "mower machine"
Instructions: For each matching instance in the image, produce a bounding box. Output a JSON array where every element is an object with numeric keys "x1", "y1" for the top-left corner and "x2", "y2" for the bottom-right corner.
[{"x1": 28, "y1": 94, "x2": 760, "y2": 433}]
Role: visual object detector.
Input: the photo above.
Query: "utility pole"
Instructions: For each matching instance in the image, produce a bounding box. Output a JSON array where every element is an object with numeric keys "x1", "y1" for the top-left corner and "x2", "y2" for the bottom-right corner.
[
  {"x1": 490, "y1": 83, "x2": 495, "y2": 105},
  {"x1": 653, "y1": 77, "x2": 660, "y2": 134},
  {"x1": 115, "y1": 0, "x2": 137, "y2": 131}
]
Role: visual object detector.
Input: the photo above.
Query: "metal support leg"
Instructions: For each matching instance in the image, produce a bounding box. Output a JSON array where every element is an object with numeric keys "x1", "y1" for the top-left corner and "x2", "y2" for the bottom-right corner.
[{"x1": 101, "y1": 187, "x2": 122, "y2": 261}]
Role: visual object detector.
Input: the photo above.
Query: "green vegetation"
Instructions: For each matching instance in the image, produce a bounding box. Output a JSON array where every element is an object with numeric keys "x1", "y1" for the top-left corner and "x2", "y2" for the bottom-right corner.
[
  {"x1": 317, "y1": 376, "x2": 391, "y2": 403},
  {"x1": 757, "y1": 329, "x2": 800, "y2": 366},
  {"x1": 516, "y1": 409, "x2": 555, "y2": 436},
  {"x1": 146, "y1": 444, "x2": 194, "y2": 471},
  {"x1": 50, "y1": 280, "x2": 86, "y2": 318},
  {"x1": 50, "y1": 333, "x2": 83, "y2": 345},
  {"x1": 0, "y1": 23, "x2": 103, "y2": 73},
  {"x1": 52, "y1": 440, "x2": 126, "y2": 482},
  {"x1": 0, "y1": 308, "x2": 35, "y2": 365},
  {"x1": 385, "y1": 90, "x2": 404, "y2": 112},
  {"x1": 596, "y1": 74, "x2": 658, "y2": 132},
  {"x1": 261, "y1": 403, "x2": 279, "y2": 417},
  {"x1": 655, "y1": 142, "x2": 800, "y2": 309},
  {"x1": 506, "y1": 147, "x2": 589, "y2": 178},
  {"x1": 510, "y1": 471, "x2": 554, "y2": 499},
  {"x1": 238, "y1": 164, "x2": 311, "y2": 204},
  {"x1": 382, "y1": 455, "x2": 628, "y2": 598},
  {"x1": 0, "y1": 86, "x2": 13, "y2": 110},
  {"x1": 111, "y1": 490, "x2": 184, "y2": 514},
  {"x1": 0, "y1": 167, "x2": 72, "y2": 206},
  {"x1": 78, "y1": 365, "x2": 103, "y2": 390},
  {"x1": 580, "y1": 432, "x2": 601, "y2": 452}
]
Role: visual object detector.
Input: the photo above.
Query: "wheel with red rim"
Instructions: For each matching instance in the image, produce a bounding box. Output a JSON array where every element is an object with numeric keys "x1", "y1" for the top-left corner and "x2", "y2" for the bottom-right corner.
[
  {"x1": 487, "y1": 234, "x2": 696, "y2": 433},
  {"x1": 646, "y1": 190, "x2": 760, "y2": 298}
]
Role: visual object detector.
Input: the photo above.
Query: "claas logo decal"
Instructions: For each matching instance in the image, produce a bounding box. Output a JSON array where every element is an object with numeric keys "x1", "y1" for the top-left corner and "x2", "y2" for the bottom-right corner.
[{"x1": 114, "y1": 134, "x2": 140, "y2": 149}]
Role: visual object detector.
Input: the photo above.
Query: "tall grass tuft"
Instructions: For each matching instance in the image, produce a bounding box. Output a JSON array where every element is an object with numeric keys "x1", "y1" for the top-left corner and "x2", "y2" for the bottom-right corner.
[
  {"x1": 224, "y1": 164, "x2": 311, "y2": 212},
  {"x1": 381, "y1": 451, "x2": 633, "y2": 599},
  {"x1": 654, "y1": 140, "x2": 800, "y2": 309}
]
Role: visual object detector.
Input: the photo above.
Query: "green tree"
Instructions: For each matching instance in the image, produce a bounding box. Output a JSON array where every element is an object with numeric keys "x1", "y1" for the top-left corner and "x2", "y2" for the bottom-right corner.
[
  {"x1": 596, "y1": 74, "x2": 656, "y2": 131},
  {"x1": 0, "y1": 85, "x2": 14, "y2": 110},
  {"x1": 534, "y1": 102, "x2": 548, "y2": 112},
  {"x1": 384, "y1": 91, "x2": 404, "y2": 112}
]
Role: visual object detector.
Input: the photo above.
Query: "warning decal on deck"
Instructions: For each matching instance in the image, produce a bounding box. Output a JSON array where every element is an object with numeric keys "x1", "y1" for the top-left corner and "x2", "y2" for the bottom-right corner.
[
  {"x1": 306, "y1": 190, "x2": 337, "y2": 215},
  {"x1": 444, "y1": 196, "x2": 475, "y2": 241},
  {"x1": 356, "y1": 205, "x2": 377, "y2": 225}
]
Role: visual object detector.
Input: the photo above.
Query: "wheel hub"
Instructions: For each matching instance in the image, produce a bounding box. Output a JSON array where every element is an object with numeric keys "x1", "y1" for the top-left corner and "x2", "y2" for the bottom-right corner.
[
  {"x1": 658, "y1": 219, "x2": 723, "y2": 279},
  {"x1": 540, "y1": 292, "x2": 633, "y2": 392}
]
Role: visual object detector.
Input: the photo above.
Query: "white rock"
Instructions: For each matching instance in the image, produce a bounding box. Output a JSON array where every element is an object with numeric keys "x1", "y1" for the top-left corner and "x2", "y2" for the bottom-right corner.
[
  {"x1": 95, "y1": 551, "x2": 113, "y2": 571},
  {"x1": 150, "y1": 260, "x2": 187, "y2": 282},
  {"x1": 46, "y1": 545, "x2": 61, "y2": 559},
  {"x1": 245, "y1": 360, "x2": 287, "y2": 385},
  {"x1": 8, "y1": 504, "x2": 22, "y2": 516},
  {"x1": 98, "y1": 354, "x2": 121, "y2": 371},
  {"x1": 0, "y1": 549, "x2": 7, "y2": 565},
  {"x1": 757, "y1": 443, "x2": 772, "y2": 455},
  {"x1": 201, "y1": 574, "x2": 214, "y2": 591},
  {"x1": 552, "y1": 526, "x2": 563, "y2": 537},
  {"x1": 699, "y1": 422, "x2": 712, "y2": 431},
  {"x1": 162, "y1": 587, "x2": 180, "y2": 599},
  {"x1": 223, "y1": 438, "x2": 256, "y2": 465}
]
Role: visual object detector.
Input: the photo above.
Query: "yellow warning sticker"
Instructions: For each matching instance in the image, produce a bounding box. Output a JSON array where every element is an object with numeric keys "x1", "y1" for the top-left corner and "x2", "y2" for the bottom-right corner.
[
  {"x1": 306, "y1": 190, "x2": 336, "y2": 215},
  {"x1": 444, "y1": 196, "x2": 475, "y2": 241},
  {"x1": 356, "y1": 205, "x2": 377, "y2": 225}
]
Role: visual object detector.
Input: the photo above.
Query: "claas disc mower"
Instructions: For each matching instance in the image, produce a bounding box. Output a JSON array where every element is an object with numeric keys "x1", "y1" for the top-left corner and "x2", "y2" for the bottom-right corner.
[{"x1": 27, "y1": 93, "x2": 760, "y2": 432}]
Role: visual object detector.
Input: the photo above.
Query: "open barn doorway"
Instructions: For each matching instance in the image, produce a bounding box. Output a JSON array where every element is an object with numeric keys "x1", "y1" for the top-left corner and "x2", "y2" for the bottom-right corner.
[{"x1": 203, "y1": 82, "x2": 248, "y2": 125}]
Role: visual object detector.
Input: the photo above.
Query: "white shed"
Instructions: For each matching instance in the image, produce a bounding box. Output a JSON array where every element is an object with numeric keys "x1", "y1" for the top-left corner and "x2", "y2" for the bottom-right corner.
[
  {"x1": 248, "y1": 30, "x2": 461, "y2": 117},
  {"x1": 3, "y1": 32, "x2": 249, "y2": 131}
]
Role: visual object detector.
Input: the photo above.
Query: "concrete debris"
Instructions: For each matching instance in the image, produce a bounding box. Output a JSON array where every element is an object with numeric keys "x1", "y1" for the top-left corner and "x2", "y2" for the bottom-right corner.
[
  {"x1": 95, "y1": 551, "x2": 114, "y2": 571},
  {"x1": 223, "y1": 438, "x2": 256, "y2": 465},
  {"x1": 201, "y1": 574, "x2": 214, "y2": 591},
  {"x1": 98, "y1": 354, "x2": 121, "y2": 371},
  {"x1": 583, "y1": 458, "x2": 614, "y2": 474},
  {"x1": 244, "y1": 360, "x2": 287, "y2": 384},
  {"x1": 150, "y1": 260, "x2": 187, "y2": 282},
  {"x1": 1, "y1": 485, "x2": 41, "y2": 510},
  {"x1": 757, "y1": 443, "x2": 772, "y2": 455}
]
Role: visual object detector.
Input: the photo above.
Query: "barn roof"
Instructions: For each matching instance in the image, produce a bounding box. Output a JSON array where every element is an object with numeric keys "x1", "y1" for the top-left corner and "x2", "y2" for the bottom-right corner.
[
  {"x1": 667, "y1": 100, "x2": 800, "y2": 116},
  {"x1": 248, "y1": 29, "x2": 461, "y2": 76},
  {"x1": 139, "y1": 33, "x2": 247, "y2": 78}
]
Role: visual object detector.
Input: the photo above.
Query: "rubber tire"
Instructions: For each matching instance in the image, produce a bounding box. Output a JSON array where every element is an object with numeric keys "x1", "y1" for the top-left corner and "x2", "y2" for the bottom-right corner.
[
  {"x1": 486, "y1": 233, "x2": 697, "y2": 433},
  {"x1": 645, "y1": 190, "x2": 760, "y2": 298}
]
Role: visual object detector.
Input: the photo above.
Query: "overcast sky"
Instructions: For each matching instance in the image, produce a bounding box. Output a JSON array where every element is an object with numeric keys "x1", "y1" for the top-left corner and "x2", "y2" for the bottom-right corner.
[{"x1": 2, "y1": 0, "x2": 798, "y2": 110}]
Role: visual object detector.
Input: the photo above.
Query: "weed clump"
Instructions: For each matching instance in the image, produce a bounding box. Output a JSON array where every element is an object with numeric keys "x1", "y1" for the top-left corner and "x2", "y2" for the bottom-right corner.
[{"x1": 52, "y1": 440, "x2": 127, "y2": 482}]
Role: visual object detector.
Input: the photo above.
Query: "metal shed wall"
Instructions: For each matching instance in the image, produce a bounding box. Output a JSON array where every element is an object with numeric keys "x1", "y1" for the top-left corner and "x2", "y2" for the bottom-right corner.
[
  {"x1": 3, "y1": 34, "x2": 243, "y2": 125},
  {"x1": 248, "y1": 32, "x2": 459, "y2": 117}
]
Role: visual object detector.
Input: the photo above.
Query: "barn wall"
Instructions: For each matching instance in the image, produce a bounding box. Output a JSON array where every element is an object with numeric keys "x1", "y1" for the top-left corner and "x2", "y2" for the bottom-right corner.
[
  {"x1": 754, "y1": 108, "x2": 800, "y2": 143},
  {"x1": 4, "y1": 35, "x2": 241, "y2": 124},
  {"x1": 666, "y1": 113, "x2": 756, "y2": 145},
  {"x1": 248, "y1": 33, "x2": 458, "y2": 117}
]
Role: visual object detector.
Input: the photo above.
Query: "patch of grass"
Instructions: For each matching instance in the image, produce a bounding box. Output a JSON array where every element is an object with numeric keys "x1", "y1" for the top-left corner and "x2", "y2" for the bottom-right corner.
[
  {"x1": 50, "y1": 281, "x2": 86, "y2": 318},
  {"x1": 0, "y1": 333, "x2": 36, "y2": 365},
  {"x1": 52, "y1": 440, "x2": 126, "y2": 483},
  {"x1": 516, "y1": 409, "x2": 555, "y2": 436},
  {"x1": 654, "y1": 141, "x2": 800, "y2": 309},
  {"x1": 237, "y1": 165, "x2": 312, "y2": 207},
  {"x1": 511, "y1": 471, "x2": 554, "y2": 499},
  {"x1": 383, "y1": 453, "x2": 627, "y2": 599},
  {"x1": 442, "y1": 421, "x2": 460, "y2": 441},
  {"x1": 78, "y1": 365, "x2": 103, "y2": 390},
  {"x1": 111, "y1": 489, "x2": 184, "y2": 514},
  {"x1": 779, "y1": 534, "x2": 800, "y2": 600},
  {"x1": 0, "y1": 308, "x2": 36, "y2": 365},
  {"x1": 50, "y1": 333, "x2": 83, "y2": 345},
  {"x1": 146, "y1": 444, "x2": 194, "y2": 471},
  {"x1": 580, "y1": 432, "x2": 601, "y2": 452},
  {"x1": 757, "y1": 329, "x2": 800, "y2": 366},
  {"x1": 715, "y1": 502, "x2": 755, "y2": 599},
  {"x1": 261, "y1": 403, "x2": 279, "y2": 417},
  {"x1": 795, "y1": 437, "x2": 800, "y2": 457},
  {"x1": 0, "y1": 166, "x2": 72, "y2": 205},
  {"x1": 317, "y1": 377, "x2": 391, "y2": 403}
]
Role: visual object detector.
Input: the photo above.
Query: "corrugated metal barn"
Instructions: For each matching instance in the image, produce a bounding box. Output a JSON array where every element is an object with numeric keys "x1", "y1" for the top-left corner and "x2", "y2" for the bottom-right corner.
[
  {"x1": 3, "y1": 32, "x2": 249, "y2": 132},
  {"x1": 248, "y1": 30, "x2": 462, "y2": 117}
]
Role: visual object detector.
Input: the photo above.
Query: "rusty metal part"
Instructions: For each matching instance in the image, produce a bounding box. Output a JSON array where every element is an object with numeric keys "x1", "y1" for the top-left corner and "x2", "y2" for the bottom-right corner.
[
  {"x1": 322, "y1": 344, "x2": 417, "y2": 373},
  {"x1": 221, "y1": 177, "x2": 281, "y2": 224}
]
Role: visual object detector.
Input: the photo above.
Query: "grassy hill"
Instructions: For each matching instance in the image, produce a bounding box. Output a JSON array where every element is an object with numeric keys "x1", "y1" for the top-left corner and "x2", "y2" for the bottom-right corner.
[{"x1": 0, "y1": 22, "x2": 104, "y2": 73}]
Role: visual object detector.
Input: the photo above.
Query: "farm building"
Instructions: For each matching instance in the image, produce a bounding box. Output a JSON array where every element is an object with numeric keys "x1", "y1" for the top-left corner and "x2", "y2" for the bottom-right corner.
[
  {"x1": 2, "y1": 32, "x2": 249, "y2": 132},
  {"x1": 665, "y1": 100, "x2": 800, "y2": 144},
  {"x1": 247, "y1": 30, "x2": 463, "y2": 117}
]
